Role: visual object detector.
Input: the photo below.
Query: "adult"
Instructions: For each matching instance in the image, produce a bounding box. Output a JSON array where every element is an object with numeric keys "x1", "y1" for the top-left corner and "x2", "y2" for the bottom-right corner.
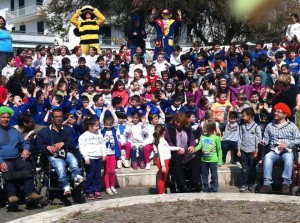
[
  {"x1": 117, "y1": 45, "x2": 131, "y2": 63},
  {"x1": 149, "y1": 8, "x2": 182, "y2": 60},
  {"x1": 70, "y1": 5, "x2": 106, "y2": 55},
  {"x1": 286, "y1": 13, "x2": 300, "y2": 42},
  {"x1": 6, "y1": 67, "x2": 28, "y2": 97},
  {"x1": 0, "y1": 16, "x2": 13, "y2": 71},
  {"x1": 128, "y1": 16, "x2": 147, "y2": 57},
  {"x1": 32, "y1": 45, "x2": 46, "y2": 68},
  {"x1": 260, "y1": 103, "x2": 300, "y2": 194},
  {"x1": 164, "y1": 112, "x2": 202, "y2": 192},
  {"x1": 0, "y1": 107, "x2": 42, "y2": 204},
  {"x1": 272, "y1": 74, "x2": 300, "y2": 120},
  {"x1": 36, "y1": 108, "x2": 85, "y2": 196}
]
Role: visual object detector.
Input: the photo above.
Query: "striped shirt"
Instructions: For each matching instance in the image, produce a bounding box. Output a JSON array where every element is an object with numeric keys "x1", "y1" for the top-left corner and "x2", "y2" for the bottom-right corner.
[{"x1": 263, "y1": 120, "x2": 300, "y2": 151}]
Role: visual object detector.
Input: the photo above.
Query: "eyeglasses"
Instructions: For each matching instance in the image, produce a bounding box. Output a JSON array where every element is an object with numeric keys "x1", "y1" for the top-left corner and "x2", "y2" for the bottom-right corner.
[{"x1": 273, "y1": 110, "x2": 284, "y2": 114}]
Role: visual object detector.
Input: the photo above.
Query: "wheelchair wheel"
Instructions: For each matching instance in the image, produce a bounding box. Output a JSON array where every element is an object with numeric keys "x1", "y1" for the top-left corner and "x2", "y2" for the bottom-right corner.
[
  {"x1": 292, "y1": 186, "x2": 300, "y2": 196},
  {"x1": 40, "y1": 186, "x2": 50, "y2": 206},
  {"x1": 72, "y1": 186, "x2": 86, "y2": 204},
  {"x1": 251, "y1": 183, "x2": 260, "y2": 193}
]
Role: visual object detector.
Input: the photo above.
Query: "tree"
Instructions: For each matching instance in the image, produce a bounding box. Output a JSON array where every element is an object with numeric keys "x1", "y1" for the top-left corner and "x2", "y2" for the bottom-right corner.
[{"x1": 43, "y1": 0, "x2": 300, "y2": 45}]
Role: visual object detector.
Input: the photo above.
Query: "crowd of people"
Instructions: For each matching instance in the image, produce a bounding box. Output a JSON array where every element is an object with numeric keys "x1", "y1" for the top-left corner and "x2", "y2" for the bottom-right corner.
[{"x1": 0, "y1": 10, "x2": 300, "y2": 206}]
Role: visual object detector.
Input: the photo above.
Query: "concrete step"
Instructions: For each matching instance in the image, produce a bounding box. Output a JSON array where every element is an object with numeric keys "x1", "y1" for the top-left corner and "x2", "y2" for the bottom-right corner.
[{"x1": 115, "y1": 164, "x2": 263, "y2": 187}]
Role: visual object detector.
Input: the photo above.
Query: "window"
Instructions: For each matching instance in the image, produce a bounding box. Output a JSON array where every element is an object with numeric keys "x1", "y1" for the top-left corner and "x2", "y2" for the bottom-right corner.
[
  {"x1": 37, "y1": 21, "x2": 44, "y2": 34},
  {"x1": 36, "y1": 0, "x2": 43, "y2": 5},
  {"x1": 20, "y1": 24, "x2": 26, "y2": 33},
  {"x1": 19, "y1": 0, "x2": 24, "y2": 8},
  {"x1": 10, "y1": 0, "x2": 15, "y2": 11}
]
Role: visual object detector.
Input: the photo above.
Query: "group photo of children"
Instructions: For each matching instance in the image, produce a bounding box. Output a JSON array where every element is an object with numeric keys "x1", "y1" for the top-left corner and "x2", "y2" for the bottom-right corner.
[{"x1": 0, "y1": 6, "x2": 300, "y2": 208}]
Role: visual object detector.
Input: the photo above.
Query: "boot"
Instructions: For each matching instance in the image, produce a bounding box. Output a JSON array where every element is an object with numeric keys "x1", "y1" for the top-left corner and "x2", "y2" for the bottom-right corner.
[{"x1": 25, "y1": 192, "x2": 43, "y2": 202}]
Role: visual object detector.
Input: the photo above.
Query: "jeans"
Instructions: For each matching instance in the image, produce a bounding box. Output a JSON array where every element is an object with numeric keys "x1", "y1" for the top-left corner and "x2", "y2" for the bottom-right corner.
[
  {"x1": 221, "y1": 140, "x2": 239, "y2": 163},
  {"x1": 48, "y1": 152, "x2": 81, "y2": 188},
  {"x1": 201, "y1": 162, "x2": 218, "y2": 192},
  {"x1": 131, "y1": 145, "x2": 144, "y2": 163},
  {"x1": 240, "y1": 150, "x2": 256, "y2": 186},
  {"x1": 263, "y1": 151, "x2": 294, "y2": 186},
  {"x1": 4, "y1": 158, "x2": 35, "y2": 197},
  {"x1": 85, "y1": 158, "x2": 102, "y2": 194}
]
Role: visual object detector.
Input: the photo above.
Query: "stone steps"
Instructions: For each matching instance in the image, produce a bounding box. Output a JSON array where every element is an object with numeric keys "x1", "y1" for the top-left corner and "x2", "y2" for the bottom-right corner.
[{"x1": 115, "y1": 164, "x2": 258, "y2": 187}]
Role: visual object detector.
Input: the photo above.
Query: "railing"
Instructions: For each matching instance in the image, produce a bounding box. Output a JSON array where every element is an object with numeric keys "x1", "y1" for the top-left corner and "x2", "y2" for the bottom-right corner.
[{"x1": 6, "y1": 3, "x2": 43, "y2": 20}]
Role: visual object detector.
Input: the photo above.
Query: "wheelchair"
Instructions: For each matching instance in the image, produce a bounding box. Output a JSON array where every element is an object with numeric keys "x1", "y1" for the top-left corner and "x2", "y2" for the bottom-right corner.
[
  {"x1": 0, "y1": 156, "x2": 42, "y2": 210},
  {"x1": 32, "y1": 148, "x2": 86, "y2": 206},
  {"x1": 156, "y1": 155, "x2": 202, "y2": 194},
  {"x1": 251, "y1": 144, "x2": 300, "y2": 196}
]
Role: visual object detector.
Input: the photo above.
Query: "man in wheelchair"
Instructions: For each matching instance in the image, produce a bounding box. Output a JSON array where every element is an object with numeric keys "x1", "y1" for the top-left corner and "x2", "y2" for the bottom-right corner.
[
  {"x1": 0, "y1": 107, "x2": 42, "y2": 204},
  {"x1": 36, "y1": 108, "x2": 85, "y2": 196},
  {"x1": 261, "y1": 103, "x2": 300, "y2": 194}
]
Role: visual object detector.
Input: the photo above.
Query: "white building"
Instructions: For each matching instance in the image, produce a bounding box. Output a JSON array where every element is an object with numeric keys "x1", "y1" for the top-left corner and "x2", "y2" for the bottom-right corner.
[{"x1": 0, "y1": 0, "x2": 56, "y2": 49}]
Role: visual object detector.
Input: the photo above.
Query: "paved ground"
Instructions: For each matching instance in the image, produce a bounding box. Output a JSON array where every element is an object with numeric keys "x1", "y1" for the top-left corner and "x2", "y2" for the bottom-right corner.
[
  {"x1": 0, "y1": 186, "x2": 239, "y2": 223},
  {"x1": 64, "y1": 199, "x2": 300, "y2": 223}
]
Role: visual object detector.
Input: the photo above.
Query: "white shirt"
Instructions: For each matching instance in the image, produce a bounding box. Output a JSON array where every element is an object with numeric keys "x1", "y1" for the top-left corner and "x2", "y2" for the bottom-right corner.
[
  {"x1": 286, "y1": 23, "x2": 300, "y2": 41},
  {"x1": 85, "y1": 55, "x2": 98, "y2": 69},
  {"x1": 153, "y1": 60, "x2": 170, "y2": 78},
  {"x1": 78, "y1": 131, "x2": 107, "y2": 159},
  {"x1": 1, "y1": 65, "x2": 16, "y2": 79},
  {"x1": 157, "y1": 137, "x2": 180, "y2": 166}
]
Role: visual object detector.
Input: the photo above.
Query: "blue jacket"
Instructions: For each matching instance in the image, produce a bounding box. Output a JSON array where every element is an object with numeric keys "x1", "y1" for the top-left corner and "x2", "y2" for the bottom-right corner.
[
  {"x1": 9, "y1": 97, "x2": 36, "y2": 126},
  {"x1": 101, "y1": 128, "x2": 121, "y2": 159},
  {"x1": 23, "y1": 66, "x2": 36, "y2": 81},
  {"x1": 284, "y1": 57, "x2": 300, "y2": 75},
  {"x1": 0, "y1": 126, "x2": 30, "y2": 163},
  {"x1": 73, "y1": 65, "x2": 91, "y2": 80}
]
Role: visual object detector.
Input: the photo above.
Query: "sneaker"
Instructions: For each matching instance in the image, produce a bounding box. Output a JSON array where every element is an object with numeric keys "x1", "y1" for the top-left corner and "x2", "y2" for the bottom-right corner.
[
  {"x1": 8, "y1": 196, "x2": 19, "y2": 204},
  {"x1": 123, "y1": 159, "x2": 130, "y2": 168},
  {"x1": 111, "y1": 187, "x2": 118, "y2": 194},
  {"x1": 64, "y1": 186, "x2": 72, "y2": 196},
  {"x1": 281, "y1": 184, "x2": 290, "y2": 195},
  {"x1": 234, "y1": 161, "x2": 242, "y2": 166},
  {"x1": 86, "y1": 193, "x2": 95, "y2": 200},
  {"x1": 106, "y1": 188, "x2": 114, "y2": 196},
  {"x1": 260, "y1": 185, "x2": 272, "y2": 194},
  {"x1": 117, "y1": 160, "x2": 122, "y2": 169},
  {"x1": 25, "y1": 192, "x2": 43, "y2": 202},
  {"x1": 132, "y1": 161, "x2": 138, "y2": 170},
  {"x1": 145, "y1": 163, "x2": 151, "y2": 170},
  {"x1": 74, "y1": 175, "x2": 87, "y2": 187},
  {"x1": 94, "y1": 192, "x2": 102, "y2": 199},
  {"x1": 139, "y1": 161, "x2": 145, "y2": 169},
  {"x1": 239, "y1": 185, "x2": 248, "y2": 192}
]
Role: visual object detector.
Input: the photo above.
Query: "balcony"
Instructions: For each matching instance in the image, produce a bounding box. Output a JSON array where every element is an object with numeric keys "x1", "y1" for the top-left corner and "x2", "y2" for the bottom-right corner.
[
  {"x1": 11, "y1": 31, "x2": 56, "y2": 48},
  {"x1": 6, "y1": 3, "x2": 43, "y2": 24}
]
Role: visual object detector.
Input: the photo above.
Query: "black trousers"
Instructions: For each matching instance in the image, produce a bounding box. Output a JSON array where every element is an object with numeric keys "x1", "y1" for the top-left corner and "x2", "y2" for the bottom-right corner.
[
  {"x1": 4, "y1": 158, "x2": 35, "y2": 197},
  {"x1": 171, "y1": 152, "x2": 201, "y2": 191}
]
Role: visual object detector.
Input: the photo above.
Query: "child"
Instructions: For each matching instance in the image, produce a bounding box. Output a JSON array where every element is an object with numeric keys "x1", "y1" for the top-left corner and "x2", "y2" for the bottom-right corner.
[
  {"x1": 164, "y1": 82, "x2": 175, "y2": 99},
  {"x1": 230, "y1": 74, "x2": 250, "y2": 105},
  {"x1": 91, "y1": 94, "x2": 106, "y2": 118},
  {"x1": 153, "y1": 53, "x2": 171, "y2": 78},
  {"x1": 73, "y1": 57, "x2": 91, "y2": 84},
  {"x1": 81, "y1": 83, "x2": 96, "y2": 106},
  {"x1": 100, "y1": 107, "x2": 121, "y2": 195},
  {"x1": 129, "y1": 80, "x2": 143, "y2": 97},
  {"x1": 111, "y1": 80, "x2": 129, "y2": 107},
  {"x1": 23, "y1": 56, "x2": 36, "y2": 81},
  {"x1": 145, "y1": 65, "x2": 159, "y2": 93},
  {"x1": 201, "y1": 80, "x2": 216, "y2": 105},
  {"x1": 186, "y1": 111, "x2": 201, "y2": 144},
  {"x1": 143, "y1": 105, "x2": 165, "y2": 170},
  {"x1": 113, "y1": 67, "x2": 129, "y2": 86},
  {"x1": 211, "y1": 92, "x2": 232, "y2": 131},
  {"x1": 141, "y1": 83, "x2": 152, "y2": 102},
  {"x1": 154, "y1": 124, "x2": 182, "y2": 194},
  {"x1": 128, "y1": 54, "x2": 147, "y2": 80},
  {"x1": 238, "y1": 107, "x2": 262, "y2": 192},
  {"x1": 1, "y1": 56, "x2": 16, "y2": 79},
  {"x1": 124, "y1": 111, "x2": 146, "y2": 169},
  {"x1": 200, "y1": 110, "x2": 221, "y2": 137},
  {"x1": 248, "y1": 74, "x2": 267, "y2": 100},
  {"x1": 126, "y1": 95, "x2": 144, "y2": 117},
  {"x1": 78, "y1": 117, "x2": 106, "y2": 200},
  {"x1": 195, "y1": 120, "x2": 222, "y2": 192},
  {"x1": 85, "y1": 46, "x2": 98, "y2": 68},
  {"x1": 165, "y1": 93, "x2": 187, "y2": 116},
  {"x1": 233, "y1": 93, "x2": 249, "y2": 115},
  {"x1": 133, "y1": 68, "x2": 146, "y2": 88},
  {"x1": 221, "y1": 111, "x2": 240, "y2": 165},
  {"x1": 216, "y1": 78, "x2": 230, "y2": 102},
  {"x1": 116, "y1": 111, "x2": 131, "y2": 168}
]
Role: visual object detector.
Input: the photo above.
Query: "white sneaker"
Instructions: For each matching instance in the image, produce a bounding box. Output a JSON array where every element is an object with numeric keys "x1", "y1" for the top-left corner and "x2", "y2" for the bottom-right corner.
[
  {"x1": 123, "y1": 159, "x2": 130, "y2": 168},
  {"x1": 111, "y1": 187, "x2": 118, "y2": 194},
  {"x1": 145, "y1": 163, "x2": 151, "y2": 170},
  {"x1": 74, "y1": 175, "x2": 86, "y2": 187},
  {"x1": 106, "y1": 188, "x2": 114, "y2": 196},
  {"x1": 117, "y1": 160, "x2": 122, "y2": 169},
  {"x1": 64, "y1": 185, "x2": 72, "y2": 196}
]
